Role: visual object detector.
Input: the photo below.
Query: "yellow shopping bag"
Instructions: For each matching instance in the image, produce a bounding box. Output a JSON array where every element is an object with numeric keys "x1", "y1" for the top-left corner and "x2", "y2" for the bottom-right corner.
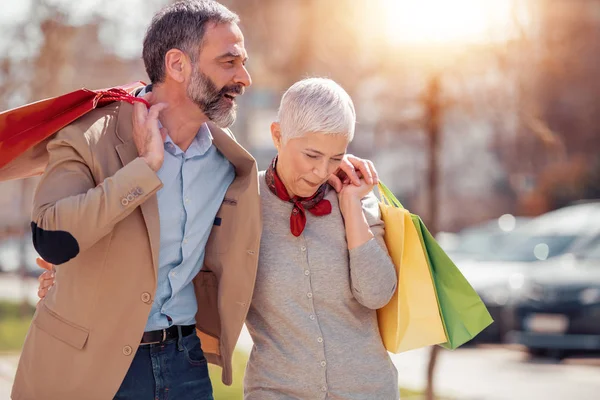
[{"x1": 376, "y1": 184, "x2": 447, "y2": 353}]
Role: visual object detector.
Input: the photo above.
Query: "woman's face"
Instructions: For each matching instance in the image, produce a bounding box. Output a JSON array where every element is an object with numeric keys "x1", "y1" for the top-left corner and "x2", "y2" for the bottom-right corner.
[{"x1": 271, "y1": 122, "x2": 349, "y2": 198}]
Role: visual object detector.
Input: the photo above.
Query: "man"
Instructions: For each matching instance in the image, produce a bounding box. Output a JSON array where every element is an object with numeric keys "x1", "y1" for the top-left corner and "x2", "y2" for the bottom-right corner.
[{"x1": 12, "y1": 1, "x2": 376, "y2": 399}]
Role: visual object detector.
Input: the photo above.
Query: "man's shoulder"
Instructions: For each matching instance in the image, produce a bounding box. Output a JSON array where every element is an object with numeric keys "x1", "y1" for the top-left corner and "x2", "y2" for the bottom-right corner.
[{"x1": 56, "y1": 102, "x2": 123, "y2": 148}]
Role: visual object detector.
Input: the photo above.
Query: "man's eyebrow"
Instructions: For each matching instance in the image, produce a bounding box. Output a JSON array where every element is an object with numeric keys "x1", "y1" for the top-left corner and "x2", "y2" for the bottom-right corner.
[{"x1": 216, "y1": 52, "x2": 248, "y2": 62}]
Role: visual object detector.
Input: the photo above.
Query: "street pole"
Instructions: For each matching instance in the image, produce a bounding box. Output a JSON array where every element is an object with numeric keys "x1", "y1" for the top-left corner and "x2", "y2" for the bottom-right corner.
[
  {"x1": 425, "y1": 72, "x2": 442, "y2": 235},
  {"x1": 424, "y1": 72, "x2": 442, "y2": 400}
]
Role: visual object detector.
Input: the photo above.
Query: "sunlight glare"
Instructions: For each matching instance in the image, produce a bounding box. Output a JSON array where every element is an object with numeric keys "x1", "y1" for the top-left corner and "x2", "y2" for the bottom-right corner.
[{"x1": 382, "y1": 0, "x2": 519, "y2": 46}]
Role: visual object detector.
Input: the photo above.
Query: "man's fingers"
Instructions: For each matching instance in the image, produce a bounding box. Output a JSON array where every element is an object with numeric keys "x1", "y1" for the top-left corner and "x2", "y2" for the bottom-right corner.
[
  {"x1": 146, "y1": 102, "x2": 168, "y2": 123},
  {"x1": 36, "y1": 257, "x2": 54, "y2": 272},
  {"x1": 141, "y1": 92, "x2": 154, "y2": 103},
  {"x1": 132, "y1": 101, "x2": 148, "y2": 126},
  {"x1": 40, "y1": 277, "x2": 54, "y2": 289},
  {"x1": 37, "y1": 287, "x2": 49, "y2": 299}
]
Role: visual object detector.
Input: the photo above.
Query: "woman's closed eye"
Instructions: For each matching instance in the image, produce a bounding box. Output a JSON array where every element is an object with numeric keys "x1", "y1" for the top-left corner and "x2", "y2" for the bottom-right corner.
[{"x1": 305, "y1": 153, "x2": 343, "y2": 163}]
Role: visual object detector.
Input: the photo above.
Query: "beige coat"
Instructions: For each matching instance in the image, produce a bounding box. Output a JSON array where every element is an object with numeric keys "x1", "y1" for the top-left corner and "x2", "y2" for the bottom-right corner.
[{"x1": 9, "y1": 101, "x2": 262, "y2": 400}]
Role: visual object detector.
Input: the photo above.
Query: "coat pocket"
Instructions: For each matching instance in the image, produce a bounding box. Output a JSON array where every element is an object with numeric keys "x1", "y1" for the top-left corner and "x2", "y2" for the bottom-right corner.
[
  {"x1": 33, "y1": 303, "x2": 90, "y2": 350},
  {"x1": 205, "y1": 197, "x2": 237, "y2": 255}
]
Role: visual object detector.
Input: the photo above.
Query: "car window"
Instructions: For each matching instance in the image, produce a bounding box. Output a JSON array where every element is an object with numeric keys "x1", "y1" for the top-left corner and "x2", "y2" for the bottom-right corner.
[
  {"x1": 579, "y1": 237, "x2": 600, "y2": 260},
  {"x1": 486, "y1": 235, "x2": 578, "y2": 262}
]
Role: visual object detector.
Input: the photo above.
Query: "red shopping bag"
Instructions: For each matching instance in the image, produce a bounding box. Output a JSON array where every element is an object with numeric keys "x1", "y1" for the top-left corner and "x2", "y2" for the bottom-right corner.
[{"x1": 0, "y1": 81, "x2": 147, "y2": 182}]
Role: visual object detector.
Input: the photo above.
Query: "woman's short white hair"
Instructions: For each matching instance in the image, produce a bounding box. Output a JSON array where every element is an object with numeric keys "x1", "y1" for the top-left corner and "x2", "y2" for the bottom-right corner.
[{"x1": 277, "y1": 78, "x2": 355, "y2": 143}]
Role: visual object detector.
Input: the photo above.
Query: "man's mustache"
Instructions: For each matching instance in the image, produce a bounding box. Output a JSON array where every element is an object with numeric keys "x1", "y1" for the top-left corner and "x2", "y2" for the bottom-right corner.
[{"x1": 219, "y1": 84, "x2": 244, "y2": 97}]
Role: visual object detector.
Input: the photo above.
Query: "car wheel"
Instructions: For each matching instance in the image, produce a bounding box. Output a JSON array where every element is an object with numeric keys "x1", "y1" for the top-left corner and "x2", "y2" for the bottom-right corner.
[
  {"x1": 526, "y1": 347, "x2": 548, "y2": 358},
  {"x1": 547, "y1": 349, "x2": 568, "y2": 361}
]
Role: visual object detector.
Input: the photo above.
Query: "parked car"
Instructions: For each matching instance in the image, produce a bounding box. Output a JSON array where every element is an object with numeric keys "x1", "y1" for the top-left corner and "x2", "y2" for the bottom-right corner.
[
  {"x1": 441, "y1": 215, "x2": 531, "y2": 263},
  {"x1": 458, "y1": 201, "x2": 600, "y2": 343},
  {"x1": 508, "y1": 234, "x2": 600, "y2": 359},
  {"x1": 0, "y1": 234, "x2": 42, "y2": 277}
]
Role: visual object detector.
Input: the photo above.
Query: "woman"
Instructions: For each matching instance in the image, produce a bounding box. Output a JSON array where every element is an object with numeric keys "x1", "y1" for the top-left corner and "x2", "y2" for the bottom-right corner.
[
  {"x1": 244, "y1": 77, "x2": 398, "y2": 400},
  {"x1": 37, "y1": 78, "x2": 400, "y2": 399}
]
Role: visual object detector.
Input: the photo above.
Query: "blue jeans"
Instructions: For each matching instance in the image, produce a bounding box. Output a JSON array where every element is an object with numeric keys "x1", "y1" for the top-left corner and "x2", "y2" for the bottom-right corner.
[{"x1": 113, "y1": 331, "x2": 214, "y2": 400}]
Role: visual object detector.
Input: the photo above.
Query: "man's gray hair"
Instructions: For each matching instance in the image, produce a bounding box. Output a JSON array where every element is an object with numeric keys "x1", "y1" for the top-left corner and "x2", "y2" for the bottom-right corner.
[
  {"x1": 277, "y1": 78, "x2": 356, "y2": 143},
  {"x1": 143, "y1": 0, "x2": 239, "y2": 83}
]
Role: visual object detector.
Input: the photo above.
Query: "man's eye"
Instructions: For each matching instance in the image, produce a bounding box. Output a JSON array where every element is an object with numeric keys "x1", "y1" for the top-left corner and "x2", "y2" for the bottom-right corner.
[{"x1": 305, "y1": 154, "x2": 318, "y2": 159}]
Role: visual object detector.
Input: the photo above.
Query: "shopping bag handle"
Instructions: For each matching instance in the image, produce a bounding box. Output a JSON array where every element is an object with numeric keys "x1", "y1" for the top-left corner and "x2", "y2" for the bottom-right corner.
[{"x1": 377, "y1": 182, "x2": 405, "y2": 209}]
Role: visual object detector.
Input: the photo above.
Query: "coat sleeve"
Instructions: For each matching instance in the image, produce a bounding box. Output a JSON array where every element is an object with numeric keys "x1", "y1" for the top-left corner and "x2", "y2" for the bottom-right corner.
[
  {"x1": 348, "y1": 191, "x2": 397, "y2": 309},
  {"x1": 31, "y1": 123, "x2": 163, "y2": 265}
]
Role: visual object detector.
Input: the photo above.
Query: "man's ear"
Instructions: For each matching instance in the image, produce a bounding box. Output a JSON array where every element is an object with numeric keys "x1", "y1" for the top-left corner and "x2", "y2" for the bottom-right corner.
[{"x1": 164, "y1": 49, "x2": 190, "y2": 84}]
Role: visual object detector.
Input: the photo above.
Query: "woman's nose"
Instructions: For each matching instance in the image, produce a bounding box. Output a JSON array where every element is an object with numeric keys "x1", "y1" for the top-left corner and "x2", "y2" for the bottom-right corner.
[{"x1": 313, "y1": 162, "x2": 329, "y2": 180}]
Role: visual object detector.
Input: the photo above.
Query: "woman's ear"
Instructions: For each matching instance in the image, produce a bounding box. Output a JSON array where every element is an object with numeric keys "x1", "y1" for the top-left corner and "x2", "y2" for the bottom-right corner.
[{"x1": 270, "y1": 122, "x2": 283, "y2": 150}]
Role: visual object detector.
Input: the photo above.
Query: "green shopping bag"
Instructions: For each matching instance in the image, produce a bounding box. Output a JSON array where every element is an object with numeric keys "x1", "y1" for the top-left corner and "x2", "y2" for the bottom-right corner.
[
  {"x1": 378, "y1": 182, "x2": 494, "y2": 349},
  {"x1": 413, "y1": 217, "x2": 494, "y2": 349}
]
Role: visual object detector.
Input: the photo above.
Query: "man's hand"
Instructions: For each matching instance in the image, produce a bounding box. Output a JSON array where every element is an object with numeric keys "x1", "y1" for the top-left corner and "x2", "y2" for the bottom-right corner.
[
  {"x1": 132, "y1": 93, "x2": 169, "y2": 172},
  {"x1": 328, "y1": 154, "x2": 379, "y2": 193},
  {"x1": 36, "y1": 258, "x2": 55, "y2": 300}
]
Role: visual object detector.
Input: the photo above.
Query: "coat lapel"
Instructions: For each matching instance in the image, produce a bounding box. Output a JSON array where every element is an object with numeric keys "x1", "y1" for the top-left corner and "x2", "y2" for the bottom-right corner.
[
  {"x1": 115, "y1": 102, "x2": 160, "y2": 280},
  {"x1": 207, "y1": 122, "x2": 256, "y2": 177}
]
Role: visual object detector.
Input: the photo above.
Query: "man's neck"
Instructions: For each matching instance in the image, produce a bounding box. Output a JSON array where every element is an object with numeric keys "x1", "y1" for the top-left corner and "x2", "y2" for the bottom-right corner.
[{"x1": 151, "y1": 84, "x2": 209, "y2": 152}]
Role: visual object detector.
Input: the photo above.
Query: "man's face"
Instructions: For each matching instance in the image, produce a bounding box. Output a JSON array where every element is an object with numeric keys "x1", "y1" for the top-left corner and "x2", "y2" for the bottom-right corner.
[{"x1": 187, "y1": 22, "x2": 251, "y2": 128}]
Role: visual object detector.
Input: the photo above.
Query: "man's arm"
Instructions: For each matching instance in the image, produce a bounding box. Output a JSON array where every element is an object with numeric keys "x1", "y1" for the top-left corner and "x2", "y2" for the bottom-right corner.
[
  {"x1": 32, "y1": 98, "x2": 168, "y2": 265},
  {"x1": 31, "y1": 125, "x2": 162, "y2": 265}
]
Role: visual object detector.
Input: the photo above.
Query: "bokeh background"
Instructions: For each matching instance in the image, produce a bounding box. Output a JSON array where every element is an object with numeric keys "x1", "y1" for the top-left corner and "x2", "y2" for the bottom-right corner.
[{"x1": 1, "y1": 1, "x2": 599, "y2": 399}]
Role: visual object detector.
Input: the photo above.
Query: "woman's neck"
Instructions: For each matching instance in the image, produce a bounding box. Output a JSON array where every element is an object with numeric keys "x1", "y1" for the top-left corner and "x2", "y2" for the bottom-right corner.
[{"x1": 274, "y1": 163, "x2": 297, "y2": 199}]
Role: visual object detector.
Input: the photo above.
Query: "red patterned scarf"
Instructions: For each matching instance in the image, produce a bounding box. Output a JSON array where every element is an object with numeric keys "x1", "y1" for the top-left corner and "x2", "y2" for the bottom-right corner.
[{"x1": 265, "y1": 157, "x2": 332, "y2": 236}]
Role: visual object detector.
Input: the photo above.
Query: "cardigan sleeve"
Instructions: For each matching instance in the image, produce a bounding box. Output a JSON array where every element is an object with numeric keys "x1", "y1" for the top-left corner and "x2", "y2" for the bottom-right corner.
[{"x1": 347, "y1": 191, "x2": 397, "y2": 309}]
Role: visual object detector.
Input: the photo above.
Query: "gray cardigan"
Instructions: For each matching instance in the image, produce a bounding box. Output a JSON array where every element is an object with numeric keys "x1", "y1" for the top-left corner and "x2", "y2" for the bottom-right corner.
[{"x1": 243, "y1": 172, "x2": 399, "y2": 400}]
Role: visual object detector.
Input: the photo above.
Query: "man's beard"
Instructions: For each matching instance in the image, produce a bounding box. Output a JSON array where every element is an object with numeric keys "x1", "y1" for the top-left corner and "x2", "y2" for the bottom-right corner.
[{"x1": 187, "y1": 66, "x2": 244, "y2": 128}]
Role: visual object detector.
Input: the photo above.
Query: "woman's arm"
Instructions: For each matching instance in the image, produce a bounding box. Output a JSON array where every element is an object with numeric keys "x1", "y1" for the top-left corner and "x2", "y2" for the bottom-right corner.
[{"x1": 339, "y1": 186, "x2": 397, "y2": 309}]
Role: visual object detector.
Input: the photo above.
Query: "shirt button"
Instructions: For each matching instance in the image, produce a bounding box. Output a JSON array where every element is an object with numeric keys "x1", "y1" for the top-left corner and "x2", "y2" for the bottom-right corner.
[
  {"x1": 321, "y1": 386, "x2": 328, "y2": 392},
  {"x1": 317, "y1": 337, "x2": 323, "y2": 343},
  {"x1": 185, "y1": 197, "x2": 190, "y2": 203},
  {"x1": 309, "y1": 315, "x2": 315, "y2": 320},
  {"x1": 307, "y1": 293, "x2": 313, "y2": 298},
  {"x1": 141, "y1": 292, "x2": 151, "y2": 303},
  {"x1": 183, "y1": 239, "x2": 188, "y2": 244},
  {"x1": 170, "y1": 271, "x2": 177, "y2": 277},
  {"x1": 292, "y1": 209, "x2": 299, "y2": 215},
  {"x1": 304, "y1": 270, "x2": 310, "y2": 276},
  {"x1": 301, "y1": 246, "x2": 307, "y2": 251},
  {"x1": 123, "y1": 346, "x2": 133, "y2": 356},
  {"x1": 320, "y1": 361, "x2": 326, "y2": 367}
]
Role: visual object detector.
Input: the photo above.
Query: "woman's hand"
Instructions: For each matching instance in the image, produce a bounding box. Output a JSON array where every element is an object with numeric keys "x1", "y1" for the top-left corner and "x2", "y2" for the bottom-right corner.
[
  {"x1": 337, "y1": 178, "x2": 374, "y2": 211},
  {"x1": 36, "y1": 258, "x2": 55, "y2": 300},
  {"x1": 328, "y1": 154, "x2": 378, "y2": 193},
  {"x1": 337, "y1": 178, "x2": 375, "y2": 250}
]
